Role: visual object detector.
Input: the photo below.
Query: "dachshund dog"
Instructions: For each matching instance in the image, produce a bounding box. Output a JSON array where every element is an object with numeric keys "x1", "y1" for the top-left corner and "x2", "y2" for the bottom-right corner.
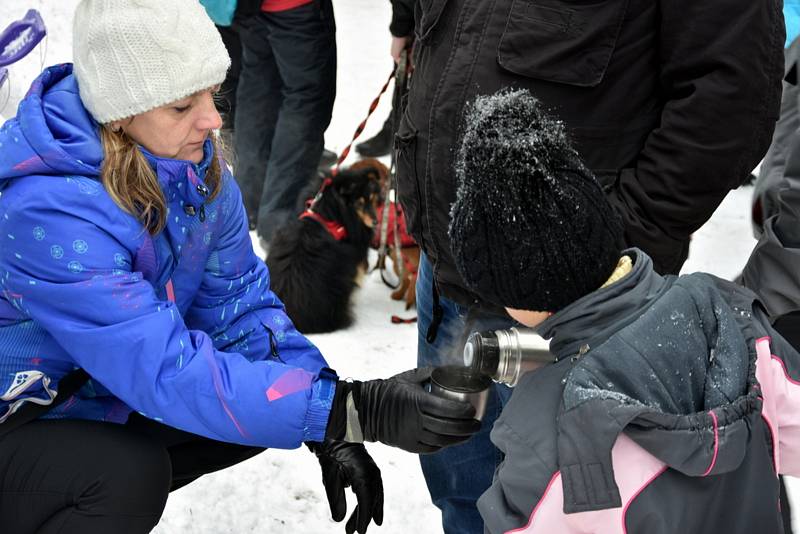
[{"x1": 266, "y1": 167, "x2": 381, "y2": 333}]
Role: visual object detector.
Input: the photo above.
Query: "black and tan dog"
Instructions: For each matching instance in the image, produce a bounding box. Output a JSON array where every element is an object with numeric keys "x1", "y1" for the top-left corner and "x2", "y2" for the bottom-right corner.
[{"x1": 266, "y1": 167, "x2": 381, "y2": 333}]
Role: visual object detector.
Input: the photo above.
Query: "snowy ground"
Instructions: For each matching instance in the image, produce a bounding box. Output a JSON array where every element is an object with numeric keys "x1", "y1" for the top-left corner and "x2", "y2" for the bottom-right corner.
[{"x1": 1, "y1": 1, "x2": 791, "y2": 533}]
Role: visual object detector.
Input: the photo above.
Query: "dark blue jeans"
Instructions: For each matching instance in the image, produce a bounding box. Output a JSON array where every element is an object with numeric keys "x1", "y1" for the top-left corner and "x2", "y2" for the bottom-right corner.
[
  {"x1": 416, "y1": 253, "x2": 514, "y2": 534},
  {"x1": 234, "y1": 0, "x2": 336, "y2": 241}
]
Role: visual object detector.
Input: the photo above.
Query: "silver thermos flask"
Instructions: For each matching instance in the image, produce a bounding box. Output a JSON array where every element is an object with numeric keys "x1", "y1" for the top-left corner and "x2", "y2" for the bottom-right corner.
[{"x1": 463, "y1": 327, "x2": 554, "y2": 387}]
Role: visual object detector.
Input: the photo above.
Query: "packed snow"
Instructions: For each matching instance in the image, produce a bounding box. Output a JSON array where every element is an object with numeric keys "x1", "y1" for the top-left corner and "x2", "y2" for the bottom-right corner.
[{"x1": 1, "y1": 1, "x2": 790, "y2": 532}]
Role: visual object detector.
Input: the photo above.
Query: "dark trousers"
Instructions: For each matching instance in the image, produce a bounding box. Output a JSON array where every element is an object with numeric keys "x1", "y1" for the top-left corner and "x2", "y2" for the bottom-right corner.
[
  {"x1": 234, "y1": 0, "x2": 337, "y2": 240},
  {"x1": 0, "y1": 414, "x2": 262, "y2": 533},
  {"x1": 216, "y1": 25, "x2": 243, "y2": 131}
]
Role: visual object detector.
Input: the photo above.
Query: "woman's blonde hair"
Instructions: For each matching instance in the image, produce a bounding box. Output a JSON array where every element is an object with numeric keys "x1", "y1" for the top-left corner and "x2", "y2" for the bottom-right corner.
[{"x1": 99, "y1": 126, "x2": 223, "y2": 235}]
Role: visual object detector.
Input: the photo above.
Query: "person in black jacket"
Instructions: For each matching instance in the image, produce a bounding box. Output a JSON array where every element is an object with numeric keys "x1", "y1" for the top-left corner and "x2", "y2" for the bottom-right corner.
[{"x1": 390, "y1": 0, "x2": 786, "y2": 532}]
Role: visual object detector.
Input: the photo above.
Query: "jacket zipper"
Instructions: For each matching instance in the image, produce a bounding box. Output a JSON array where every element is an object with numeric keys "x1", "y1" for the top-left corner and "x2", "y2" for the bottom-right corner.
[
  {"x1": 262, "y1": 324, "x2": 281, "y2": 361},
  {"x1": 570, "y1": 343, "x2": 591, "y2": 363}
]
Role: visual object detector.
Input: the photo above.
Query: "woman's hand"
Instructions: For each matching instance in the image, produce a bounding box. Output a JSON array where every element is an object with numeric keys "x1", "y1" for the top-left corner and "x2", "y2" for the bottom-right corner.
[
  {"x1": 327, "y1": 367, "x2": 482, "y2": 454},
  {"x1": 307, "y1": 440, "x2": 384, "y2": 534},
  {"x1": 390, "y1": 35, "x2": 412, "y2": 65}
]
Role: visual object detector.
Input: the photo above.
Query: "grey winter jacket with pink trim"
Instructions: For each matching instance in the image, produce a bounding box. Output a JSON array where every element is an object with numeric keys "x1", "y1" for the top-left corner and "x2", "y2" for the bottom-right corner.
[{"x1": 479, "y1": 249, "x2": 800, "y2": 534}]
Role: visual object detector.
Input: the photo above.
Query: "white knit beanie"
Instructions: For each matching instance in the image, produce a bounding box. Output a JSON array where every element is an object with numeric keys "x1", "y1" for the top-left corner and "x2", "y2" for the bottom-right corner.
[{"x1": 73, "y1": 0, "x2": 231, "y2": 124}]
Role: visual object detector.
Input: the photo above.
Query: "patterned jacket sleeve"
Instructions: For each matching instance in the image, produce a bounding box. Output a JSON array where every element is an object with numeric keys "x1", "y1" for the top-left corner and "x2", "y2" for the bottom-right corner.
[{"x1": 0, "y1": 178, "x2": 335, "y2": 449}]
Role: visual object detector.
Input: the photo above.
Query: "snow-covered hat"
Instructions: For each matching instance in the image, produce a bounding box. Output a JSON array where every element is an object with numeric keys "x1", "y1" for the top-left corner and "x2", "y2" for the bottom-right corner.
[
  {"x1": 73, "y1": 0, "x2": 231, "y2": 124},
  {"x1": 449, "y1": 89, "x2": 623, "y2": 312}
]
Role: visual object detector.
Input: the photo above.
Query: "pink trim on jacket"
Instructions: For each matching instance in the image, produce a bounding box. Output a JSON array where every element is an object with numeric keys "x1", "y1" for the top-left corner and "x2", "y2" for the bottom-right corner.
[
  {"x1": 621, "y1": 465, "x2": 668, "y2": 534},
  {"x1": 770, "y1": 355, "x2": 800, "y2": 387},
  {"x1": 507, "y1": 434, "x2": 666, "y2": 533},
  {"x1": 505, "y1": 472, "x2": 561, "y2": 533},
  {"x1": 701, "y1": 410, "x2": 720, "y2": 476},
  {"x1": 756, "y1": 336, "x2": 779, "y2": 471},
  {"x1": 755, "y1": 336, "x2": 800, "y2": 476}
]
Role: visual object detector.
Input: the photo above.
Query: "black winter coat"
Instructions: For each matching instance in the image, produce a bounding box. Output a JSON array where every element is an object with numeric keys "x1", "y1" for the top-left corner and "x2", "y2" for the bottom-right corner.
[{"x1": 393, "y1": 0, "x2": 785, "y2": 308}]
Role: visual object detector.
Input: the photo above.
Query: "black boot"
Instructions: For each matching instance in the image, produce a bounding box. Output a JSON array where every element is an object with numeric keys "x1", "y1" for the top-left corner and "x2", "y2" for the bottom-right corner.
[{"x1": 355, "y1": 119, "x2": 393, "y2": 158}]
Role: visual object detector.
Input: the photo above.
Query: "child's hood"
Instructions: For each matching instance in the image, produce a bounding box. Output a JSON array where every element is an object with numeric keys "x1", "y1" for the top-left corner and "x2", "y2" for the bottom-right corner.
[{"x1": 0, "y1": 63, "x2": 102, "y2": 187}]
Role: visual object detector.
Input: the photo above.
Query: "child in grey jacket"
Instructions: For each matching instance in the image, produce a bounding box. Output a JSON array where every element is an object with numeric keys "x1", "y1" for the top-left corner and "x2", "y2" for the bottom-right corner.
[{"x1": 449, "y1": 89, "x2": 800, "y2": 534}]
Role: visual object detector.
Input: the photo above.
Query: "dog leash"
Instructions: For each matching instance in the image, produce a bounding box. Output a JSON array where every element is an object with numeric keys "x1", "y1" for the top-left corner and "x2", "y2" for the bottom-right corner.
[
  {"x1": 301, "y1": 64, "x2": 396, "y2": 246},
  {"x1": 319, "y1": 55, "x2": 410, "y2": 291},
  {"x1": 376, "y1": 50, "x2": 412, "y2": 291},
  {"x1": 331, "y1": 67, "x2": 397, "y2": 176},
  {"x1": 379, "y1": 50, "x2": 419, "y2": 326},
  {"x1": 376, "y1": 171, "x2": 403, "y2": 290},
  {"x1": 320, "y1": 55, "x2": 418, "y2": 323}
]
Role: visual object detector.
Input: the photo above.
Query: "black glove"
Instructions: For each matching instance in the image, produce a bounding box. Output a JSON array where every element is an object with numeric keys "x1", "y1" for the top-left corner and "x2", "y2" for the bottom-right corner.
[
  {"x1": 306, "y1": 439, "x2": 384, "y2": 534},
  {"x1": 326, "y1": 367, "x2": 481, "y2": 454}
]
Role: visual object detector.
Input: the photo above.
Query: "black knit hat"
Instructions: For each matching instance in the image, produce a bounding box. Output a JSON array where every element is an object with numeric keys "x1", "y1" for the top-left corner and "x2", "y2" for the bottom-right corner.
[{"x1": 449, "y1": 89, "x2": 623, "y2": 312}]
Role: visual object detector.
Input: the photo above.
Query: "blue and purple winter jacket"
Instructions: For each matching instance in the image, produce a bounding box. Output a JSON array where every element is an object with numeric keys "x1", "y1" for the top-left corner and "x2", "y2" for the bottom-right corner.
[{"x1": 0, "y1": 64, "x2": 336, "y2": 448}]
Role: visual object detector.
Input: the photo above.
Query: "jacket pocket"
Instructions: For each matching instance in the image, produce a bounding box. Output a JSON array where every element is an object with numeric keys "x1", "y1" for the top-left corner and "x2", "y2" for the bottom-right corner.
[
  {"x1": 497, "y1": 0, "x2": 629, "y2": 87},
  {"x1": 415, "y1": 0, "x2": 450, "y2": 43},
  {"x1": 394, "y1": 110, "x2": 423, "y2": 242}
]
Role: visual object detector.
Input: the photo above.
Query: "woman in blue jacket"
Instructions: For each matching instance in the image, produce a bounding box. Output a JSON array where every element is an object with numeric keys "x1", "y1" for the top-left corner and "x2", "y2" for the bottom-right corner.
[{"x1": 0, "y1": 1, "x2": 480, "y2": 532}]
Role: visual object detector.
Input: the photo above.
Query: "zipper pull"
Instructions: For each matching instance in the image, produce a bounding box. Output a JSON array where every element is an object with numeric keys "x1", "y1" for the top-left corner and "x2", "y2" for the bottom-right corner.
[
  {"x1": 571, "y1": 343, "x2": 590, "y2": 363},
  {"x1": 262, "y1": 325, "x2": 280, "y2": 360},
  {"x1": 199, "y1": 204, "x2": 206, "y2": 222}
]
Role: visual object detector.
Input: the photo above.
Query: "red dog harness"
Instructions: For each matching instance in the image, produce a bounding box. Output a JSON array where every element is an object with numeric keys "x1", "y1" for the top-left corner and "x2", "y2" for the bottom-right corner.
[
  {"x1": 299, "y1": 177, "x2": 348, "y2": 241},
  {"x1": 299, "y1": 210, "x2": 348, "y2": 241}
]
